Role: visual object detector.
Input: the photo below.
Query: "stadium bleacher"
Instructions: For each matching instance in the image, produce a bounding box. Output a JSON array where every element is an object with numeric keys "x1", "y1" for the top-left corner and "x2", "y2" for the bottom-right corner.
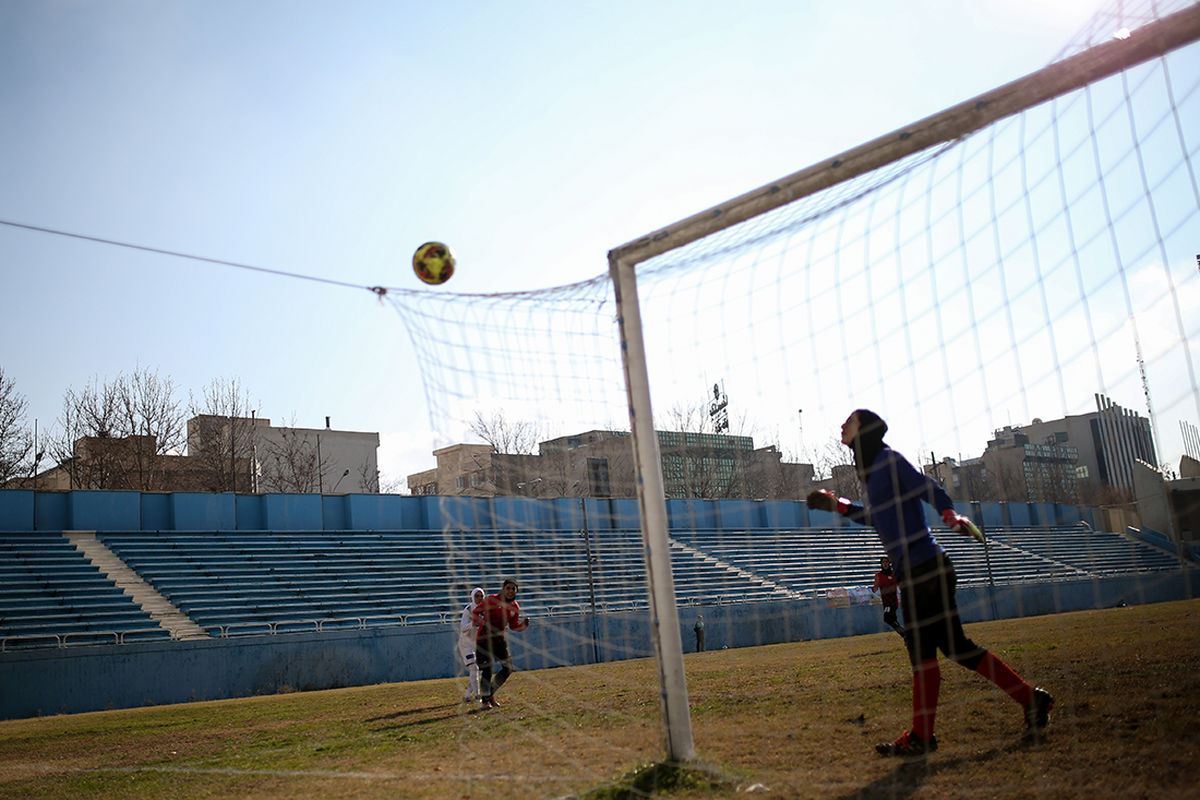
[
  {"x1": 0, "y1": 533, "x2": 170, "y2": 650},
  {"x1": 0, "y1": 522, "x2": 1189, "y2": 649}
]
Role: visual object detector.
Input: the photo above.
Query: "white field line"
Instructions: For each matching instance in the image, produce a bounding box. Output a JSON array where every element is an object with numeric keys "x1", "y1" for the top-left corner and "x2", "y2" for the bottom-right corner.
[{"x1": 2, "y1": 762, "x2": 575, "y2": 782}]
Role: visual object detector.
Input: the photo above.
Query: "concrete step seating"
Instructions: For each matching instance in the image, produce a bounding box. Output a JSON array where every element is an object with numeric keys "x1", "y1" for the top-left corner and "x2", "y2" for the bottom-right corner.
[
  {"x1": 3, "y1": 523, "x2": 1181, "y2": 645},
  {"x1": 0, "y1": 534, "x2": 171, "y2": 650}
]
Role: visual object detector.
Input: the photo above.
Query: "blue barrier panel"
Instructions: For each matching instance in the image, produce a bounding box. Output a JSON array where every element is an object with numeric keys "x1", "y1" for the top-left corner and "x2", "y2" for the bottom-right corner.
[
  {"x1": 423, "y1": 495, "x2": 445, "y2": 529},
  {"x1": 666, "y1": 499, "x2": 716, "y2": 530},
  {"x1": 261, "y1": 494, "x2": 323, "y2": 531},
  {"x1": 67, "y1": 491, "x2": 141, "y2": 531},
  {"x1": 1055, "y1": 504, "x2": 1083, "y2": 525},
  {"x1": 547, "y1": 498, "x2": 584, "y2": 530},
  {"x1": 979, "y1": 502, "x2": 1006, "y2": 529},
  {"x1": 344, "y1": 494, "x2": 425, "y2": 529},
  {"x1": 34, "y1": 492, "x2": 67, "y2": 531},
  {"x1": 716, "y1": 500, "x2": 763, "y2": 530},
  {"x1": 579, "y1": 498, "x2": 605, "y2": 532},
  {"x1": 140, "y1": 493, "x2": 170, "y2": 530},
  {"x1": 537, "y1": 498, "x2": 562, "y2": 529},
  {"x1": 322, "y1": 495, "x2": 348, "y2": 530},
  {"x1": 585, "y1": 498, "x2": 633, "y2": 530},
  {"x1": 0, "y1": 490, "x2": 33, "y2": 530},
  {"x1": 170, "y1": 493, "x2": 236, "y2": 531},
  {"x1": 808, "y1": 507, "x2": 842, "y2": 527},
  {"x1": 762, "y1": 500, "x2": 803, "y2": 529},
  {"x1": 429, "y1": 495, "x2": 493, "y2": 530},
  {"x1": 236, "y1": 494, "x2": 265, "y2": 530},
  {"x1": 3, "y1": 490, "x2": 1110, "y2": 538},
  {"x1": 1007, "y1": 503, "x2": 1032, "y2": 526},
  {"x1": 492, "y1": 497, "x2": 538, "y2": 529}
]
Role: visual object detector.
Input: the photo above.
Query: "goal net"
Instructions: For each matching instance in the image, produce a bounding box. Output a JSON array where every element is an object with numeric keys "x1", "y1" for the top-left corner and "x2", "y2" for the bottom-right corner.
[{"x1": 380, "y1": 0, "x2": 1200, "y2": 792}]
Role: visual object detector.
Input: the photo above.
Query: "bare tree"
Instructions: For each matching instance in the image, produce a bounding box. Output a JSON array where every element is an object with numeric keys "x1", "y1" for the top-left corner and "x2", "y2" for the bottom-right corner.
[
  {"x1": 51, "y1": 368, "x2": 186, "y2": 490},
  {"x1": 658, "y1": 398, "x2": 755, "y2": 438},
  {"x1": 469, "y1": 410, "x2": 545, "y2": 455},
  {"x1": 0, "y1": 368, "x2": 33, "y2": 484},
  {"x1": 654, "y1": 398, "x2": 763, "y2": 499},
  {"x1": 356, "y1": 460, "x2": 380, "y2": 493},
  {"x1": 378, "y1": 471, "x2": 407, "y2": 495},
  {"x1": 975, "y1": 456, "x2": 1032, "y2": 503},
  {"x1": 118, "y1": 367, "x2": 186, "y2": 489},
  {"x1": 188, "y1": 378, "x2": 259, "y2": 492},
  {"x1": 1077, "y1": 478, "x2": 1134, "y2": 509},
  {"x1": 257, "y1": 420, "x2": 330, "y2": 493}
]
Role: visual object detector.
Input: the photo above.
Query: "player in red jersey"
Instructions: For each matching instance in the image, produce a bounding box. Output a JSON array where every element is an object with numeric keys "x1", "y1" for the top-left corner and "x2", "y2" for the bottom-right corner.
[
  {"x1": 471, "y1": 578, "x2": 530, "y2": 709},
  {"x1": 872, "y1": 555, "x2": 904, "y2": 636}
]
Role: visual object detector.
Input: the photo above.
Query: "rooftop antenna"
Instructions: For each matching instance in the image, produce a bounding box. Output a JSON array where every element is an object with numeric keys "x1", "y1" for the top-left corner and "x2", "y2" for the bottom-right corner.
[{"x1": 709, "y1": 381, "x2": 729, "y2": 433}]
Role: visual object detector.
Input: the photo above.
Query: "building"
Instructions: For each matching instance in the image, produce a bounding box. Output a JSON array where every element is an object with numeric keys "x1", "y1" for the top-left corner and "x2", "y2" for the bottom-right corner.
[
  {"x1": 20, "y1": 434, "x2": 238, "y2": 492},
  {"x1": 19, "y1": 416, "x2": 379, "y2": 494},
  {"x1": 977, "y1": 426, "x2": 1081, "y2": 504},
  {"x1": 922, "y1": 395, "x2": 1156, "y2": 506},
  {"x1": 922, "y1": 425, "x2": 1082, "y2": 504},
  {"x1": 188, "y1": 415, "x2": 380, "y2": 494},
  {"x1": 407, "y1": 428, "x2": 816, "y2": 500},
  {"x1": 1017, "y1": 394, "x2": 1156, "y2": 503}
]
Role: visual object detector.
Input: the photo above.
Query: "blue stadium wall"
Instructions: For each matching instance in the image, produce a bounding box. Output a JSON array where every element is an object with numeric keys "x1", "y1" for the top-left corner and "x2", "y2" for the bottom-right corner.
[
  {"x1": 2, "y1": 490, "x2": 1194, "y2": 720},
  {"x1": 0, "y1": 489, "x2": 1102, "y2": 533}
]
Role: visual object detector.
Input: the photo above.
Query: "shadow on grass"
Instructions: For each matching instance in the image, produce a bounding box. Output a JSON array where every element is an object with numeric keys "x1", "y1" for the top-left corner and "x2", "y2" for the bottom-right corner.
[
  {"x1": 835, "y1": 738, "x2": 1041, "y2": 800},
  {"x1": 568, "y1": 760, "x2": 737, "y2": 800},
  {"x1": 364, "y1": 703, "x2": 460, "y2": 724}
]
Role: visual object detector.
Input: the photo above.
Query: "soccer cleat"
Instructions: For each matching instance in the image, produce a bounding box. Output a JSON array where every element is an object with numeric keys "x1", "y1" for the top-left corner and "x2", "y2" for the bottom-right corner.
[
  {"x1": 875, "y1": 730, "x2": 937, "y2": 758},
  {"x1": 487, "y1": 696, "x2": 500, "y2": 707},
  {"x1": 480, "y1": 698, "x2": 495, "y2": 710},
  {"x1": 1022, "y1": 688, "x2": 1054, "y2": 739}
]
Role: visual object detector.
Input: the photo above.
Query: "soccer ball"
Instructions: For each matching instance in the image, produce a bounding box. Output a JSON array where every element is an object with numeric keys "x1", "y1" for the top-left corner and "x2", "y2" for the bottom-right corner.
[{"x1": 412, "y1": 241, "x2": 456, "y2": 285}]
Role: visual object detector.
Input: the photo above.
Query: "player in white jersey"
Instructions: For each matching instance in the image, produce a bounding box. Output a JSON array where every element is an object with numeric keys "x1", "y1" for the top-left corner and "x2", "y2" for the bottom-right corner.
[{"x1": 459, "y1": 587, "x2": 485, "y2": 702}]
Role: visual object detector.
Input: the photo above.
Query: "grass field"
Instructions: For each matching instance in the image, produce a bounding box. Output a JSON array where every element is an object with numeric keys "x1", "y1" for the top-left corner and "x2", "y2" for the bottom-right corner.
[{"x1": 1, "y1": 598, "x2": 1196, "y2": 799}]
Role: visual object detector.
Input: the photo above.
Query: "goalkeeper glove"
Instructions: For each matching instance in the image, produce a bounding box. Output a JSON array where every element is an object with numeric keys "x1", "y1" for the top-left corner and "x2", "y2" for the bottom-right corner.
[
  {"x1": 942, "y1": 508, "x2": 985, "y2": 543},
  {"x1": 807, "y1": 489, "x2": 851, "y2": 515}
]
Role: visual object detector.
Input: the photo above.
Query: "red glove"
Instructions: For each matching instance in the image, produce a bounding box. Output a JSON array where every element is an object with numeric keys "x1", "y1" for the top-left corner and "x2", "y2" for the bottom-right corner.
[
  {"x1": 942, "y1": 508, "x2": 985, "y2": 543},
  {"x1": 807, "y1": 489, "x2": 851, "y2": 515}
]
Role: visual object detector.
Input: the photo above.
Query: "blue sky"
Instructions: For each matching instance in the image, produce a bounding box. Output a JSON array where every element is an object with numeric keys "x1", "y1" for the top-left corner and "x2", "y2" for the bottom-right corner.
[{"x1": 0, "y1": 1, "x2": 1130, "y2": 488}]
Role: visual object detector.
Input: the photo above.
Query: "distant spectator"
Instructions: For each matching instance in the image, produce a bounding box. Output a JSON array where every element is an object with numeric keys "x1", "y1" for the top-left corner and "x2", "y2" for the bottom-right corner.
[
  {"x1": 693, "y1": 614, "x2": 706, "y2": 652},
  {"x1": 871, "y1": 556, "x2": 904, "y2": 636}
]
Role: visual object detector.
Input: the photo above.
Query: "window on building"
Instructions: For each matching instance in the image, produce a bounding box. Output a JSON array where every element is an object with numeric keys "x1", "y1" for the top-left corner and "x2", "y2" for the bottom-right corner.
[
  {"x1": 455, "y1": 476, "x2": 464, "y2": 489},
  {"x1": 587, "y1": 458, "x2": 610, "y2": 497}
]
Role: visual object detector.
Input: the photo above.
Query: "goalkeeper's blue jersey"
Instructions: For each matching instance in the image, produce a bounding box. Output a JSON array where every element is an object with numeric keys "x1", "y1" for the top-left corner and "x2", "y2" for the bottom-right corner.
[{"x1": 844, "y1": 446, "x2": 955, "y2": 573}]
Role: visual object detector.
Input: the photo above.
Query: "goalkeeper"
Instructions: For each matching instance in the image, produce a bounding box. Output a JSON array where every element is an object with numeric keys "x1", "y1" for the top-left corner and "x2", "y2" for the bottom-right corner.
[{"x1": 807, "y1": 409, "x2": 1053, "y2": 757}]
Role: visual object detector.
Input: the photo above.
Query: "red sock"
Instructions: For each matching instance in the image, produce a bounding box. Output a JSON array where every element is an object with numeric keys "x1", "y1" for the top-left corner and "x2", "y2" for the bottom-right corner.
[
  {"x1": 975, "y1": 651, "x2": 1033, "y2": 706},
  {"x1": 912, "y1": 658, "x2": 940, "y2": 741}
]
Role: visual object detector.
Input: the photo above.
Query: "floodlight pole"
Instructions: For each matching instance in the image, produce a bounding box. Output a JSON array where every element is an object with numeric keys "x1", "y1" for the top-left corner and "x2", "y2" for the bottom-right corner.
[{"x1": 609, "y1": 251, "x2": 695, "y2": 762}]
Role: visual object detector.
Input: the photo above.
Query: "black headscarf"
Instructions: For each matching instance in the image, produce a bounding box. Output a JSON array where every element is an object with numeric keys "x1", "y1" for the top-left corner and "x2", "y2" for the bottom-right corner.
[{"x1": 849, "y1": 408, "x2": 888, "y2": 482}]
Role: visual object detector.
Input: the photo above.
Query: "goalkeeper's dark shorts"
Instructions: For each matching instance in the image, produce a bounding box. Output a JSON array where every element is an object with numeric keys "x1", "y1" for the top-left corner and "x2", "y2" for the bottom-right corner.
[{"x1": 900, "y1": 552, "x2": 986, "y2": 670}]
